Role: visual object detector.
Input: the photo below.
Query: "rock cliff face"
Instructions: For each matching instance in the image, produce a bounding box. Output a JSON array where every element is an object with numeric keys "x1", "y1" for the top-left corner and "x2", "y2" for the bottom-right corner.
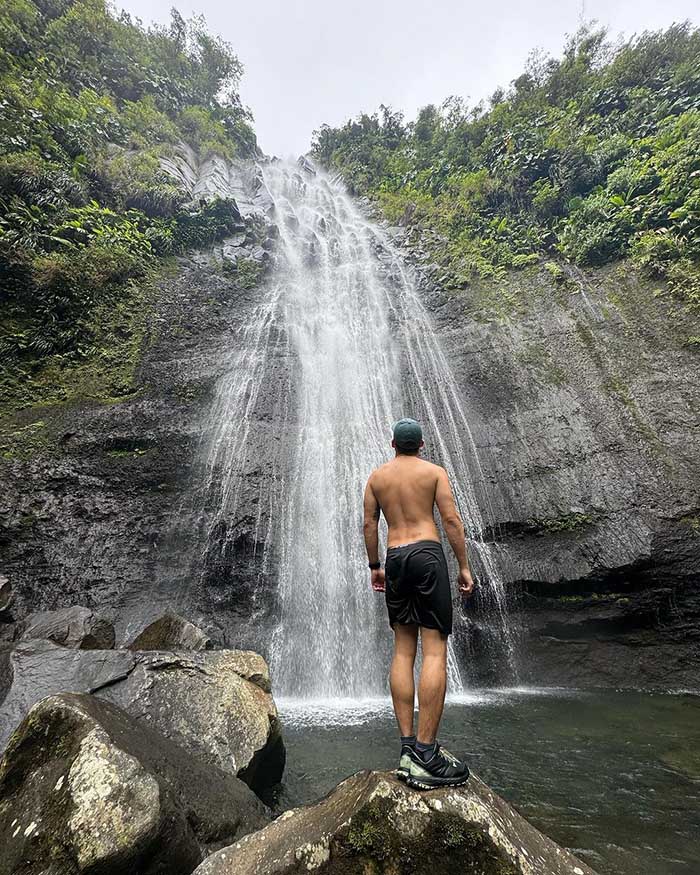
[
  {"x1": 401, "y1": 235, "x2": 700, "y2": 688},
  {"x1": 0, "y1": 148, "x2": 289, "y2": 649},
  {"x1": 0, "y1": 149, "x2": 697, "y2": 688}
]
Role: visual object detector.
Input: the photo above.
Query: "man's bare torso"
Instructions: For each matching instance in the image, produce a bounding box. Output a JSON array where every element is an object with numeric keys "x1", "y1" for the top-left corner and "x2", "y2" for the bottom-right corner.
[{"x1": 368, "y1": 456, "x2": 442, "y2": 547}]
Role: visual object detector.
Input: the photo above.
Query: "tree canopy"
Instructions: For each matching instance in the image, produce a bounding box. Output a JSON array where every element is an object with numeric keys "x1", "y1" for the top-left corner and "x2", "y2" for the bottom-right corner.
[
  {"x1": 0, "y1": 0, "x2": 255, "y2": 362},
  {"x1": 312, "y1": 23, "x2": 700, "y2": 311}
]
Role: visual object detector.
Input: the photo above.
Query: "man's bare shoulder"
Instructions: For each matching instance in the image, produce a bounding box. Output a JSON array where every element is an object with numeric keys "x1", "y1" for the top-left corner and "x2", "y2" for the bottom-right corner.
[
  {"x1": 414, "y1": 458, "x2": 447, "y2": 479},
  {"x1": 371, "y1": 458, "x2": 445, "y2": 479},
  {"x1": 366, "y1": 462, "x2": 387, "y2": 484}
]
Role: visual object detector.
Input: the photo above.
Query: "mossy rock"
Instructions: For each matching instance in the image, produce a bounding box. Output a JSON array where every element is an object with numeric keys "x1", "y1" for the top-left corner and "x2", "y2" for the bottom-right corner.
[
  {"x1": 333, "y1": 796, "x2": 518, "y2": 874},
  {"x1": 193, "y1": 771, "x2": 598, "y2": 875}
]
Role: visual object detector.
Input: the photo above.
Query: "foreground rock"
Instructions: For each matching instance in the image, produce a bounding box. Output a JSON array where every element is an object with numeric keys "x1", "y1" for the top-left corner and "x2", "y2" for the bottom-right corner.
[
  {"x1": 0, "y1": 693, "x2": 268, "y2": 875},
  {"x1": 19, "y1": 605, "x2": 115, "y2": 649},
  {"x1": 0, "y1": 643, "x2": 284, "y2": 796},
  {"x1": 128, "y1": 612, "x2": 211, "y2": 651},
  {"x1": 195, "y1": 770, "x2": 598, "y2": 875}
]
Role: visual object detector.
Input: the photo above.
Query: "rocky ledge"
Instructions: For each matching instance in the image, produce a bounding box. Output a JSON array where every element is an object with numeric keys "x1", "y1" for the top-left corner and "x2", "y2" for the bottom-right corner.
[{"x1": 195, "y1": 770, "x2": 597, "y2": 875}]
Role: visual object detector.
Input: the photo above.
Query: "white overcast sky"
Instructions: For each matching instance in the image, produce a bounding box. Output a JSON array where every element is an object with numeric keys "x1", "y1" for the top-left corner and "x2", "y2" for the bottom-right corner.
[{"x1": 115, "y1": 0, "x2": 698, "y2": 157}]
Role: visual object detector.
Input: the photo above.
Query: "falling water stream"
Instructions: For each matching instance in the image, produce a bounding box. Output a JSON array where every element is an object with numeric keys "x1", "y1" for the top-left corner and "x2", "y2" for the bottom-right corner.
[{"x1": 200, "y1": 159, "x2": 516, "y2": 698}]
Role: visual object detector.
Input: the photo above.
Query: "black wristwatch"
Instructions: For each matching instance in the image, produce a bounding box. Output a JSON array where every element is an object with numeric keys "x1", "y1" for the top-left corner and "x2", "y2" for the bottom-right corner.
[{"x1": 368, "y1": 561, "x2": 381, "y2": 570}]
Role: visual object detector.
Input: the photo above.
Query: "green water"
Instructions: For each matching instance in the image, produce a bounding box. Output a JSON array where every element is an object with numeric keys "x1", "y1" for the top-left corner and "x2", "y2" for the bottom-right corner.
[{"x1": 278, "y1": 688, "x2": 700, "y2": 875}]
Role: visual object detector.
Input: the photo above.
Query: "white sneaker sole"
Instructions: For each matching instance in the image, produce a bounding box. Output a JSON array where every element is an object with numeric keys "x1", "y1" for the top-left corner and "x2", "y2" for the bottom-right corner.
[{"x1": 406, "y1": 772, "x2": 470, "y2": 791}]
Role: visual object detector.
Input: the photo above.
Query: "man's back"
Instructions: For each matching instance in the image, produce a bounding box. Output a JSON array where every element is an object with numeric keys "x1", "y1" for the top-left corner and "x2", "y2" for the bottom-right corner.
[
  {"x1": 363, "y1": 418, "x2": 474, "y2": 791},
  {"x1": 369, "y1": 456, "x2": 443, "y2": 547}
]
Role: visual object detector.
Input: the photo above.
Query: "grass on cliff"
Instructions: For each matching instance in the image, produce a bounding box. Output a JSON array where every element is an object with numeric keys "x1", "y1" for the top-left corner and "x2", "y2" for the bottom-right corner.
[
  {"x1": 0, "y1": 0, "x2": 257, "y2": 409},
  {"x1": 312, "y1": 22, "x2": 700, "y2": 317}
]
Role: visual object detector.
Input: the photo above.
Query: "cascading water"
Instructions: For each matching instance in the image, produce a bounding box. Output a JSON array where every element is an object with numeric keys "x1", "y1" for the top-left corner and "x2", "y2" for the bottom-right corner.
[{"x1": 197, "y1": 158, "x2": 516, "y2": 698}]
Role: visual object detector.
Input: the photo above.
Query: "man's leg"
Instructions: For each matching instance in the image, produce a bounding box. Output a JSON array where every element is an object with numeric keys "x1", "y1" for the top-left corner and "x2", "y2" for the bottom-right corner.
[
  {"x1": 389, "y1": 623, "x2": 418, "y2": 736},
  {"x1": 416, "y1": 627, "x2": 448, "y2": 744}
]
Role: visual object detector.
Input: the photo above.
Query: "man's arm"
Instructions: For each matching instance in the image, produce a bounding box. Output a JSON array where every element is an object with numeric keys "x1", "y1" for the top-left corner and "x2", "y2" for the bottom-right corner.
[
  {"x1": 363, "y1": 477, "x2": 385, "y2": 592},
  {"x1": 435, "y1": 467, "x2": 474, "y2": 595}
]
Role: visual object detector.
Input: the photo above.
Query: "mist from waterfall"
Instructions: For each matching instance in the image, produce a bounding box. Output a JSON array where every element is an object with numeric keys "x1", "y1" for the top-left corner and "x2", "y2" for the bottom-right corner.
[{"x1": 199, "y1": 158, "x2": 516, "y2": 698}]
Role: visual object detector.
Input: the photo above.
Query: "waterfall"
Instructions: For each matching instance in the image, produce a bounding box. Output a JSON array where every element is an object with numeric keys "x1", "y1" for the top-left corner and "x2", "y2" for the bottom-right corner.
[{"x1": 199, "y1": 158, "x2": 516, "y2": 698}]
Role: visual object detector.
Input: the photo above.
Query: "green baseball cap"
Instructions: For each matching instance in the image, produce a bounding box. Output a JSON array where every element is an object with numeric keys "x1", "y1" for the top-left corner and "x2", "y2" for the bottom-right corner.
[{"x1": 393, "y1": 418, "x2": 423, "y2": 450}]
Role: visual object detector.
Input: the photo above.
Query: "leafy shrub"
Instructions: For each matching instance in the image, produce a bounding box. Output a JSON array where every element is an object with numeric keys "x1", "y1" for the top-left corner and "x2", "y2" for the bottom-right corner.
[
  {"x1": 171, "y1": 198, "x2": 243, "y2": 250},
  {"x1": 92, "y1": 149, "x2": 185, "y2": 216},
  {"x1": 177, "y1": 106, "x2": 235, "y2": 159},
  {"x1": 557, "y1": 189, "x2": 635, "y2": 263},
  {"x1": 0, "y1": 151, "x2": 86, "y2": 208}
]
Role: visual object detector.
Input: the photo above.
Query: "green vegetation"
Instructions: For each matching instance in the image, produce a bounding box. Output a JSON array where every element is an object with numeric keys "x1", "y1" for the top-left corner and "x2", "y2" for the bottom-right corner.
[
  {"x1": 0, "y1": 0, "x2": 255, "y2": 406},
  {"x1": 224, "y1": 254, "x2": 265, "y2": 289},
  {"x1": 528, "y1": 511, "x2": 595, "y2": 534},
  {"x1": 0, "y1": 264, "x2": 164, "y2": 411},
  {"x1": 312, "y1": 24, "x2": 700, "y2": 312},
  {"x1": 0, "y1": 417, "x2": 49, "y2": 459},
  {"x1": 338, "y1": 796, "x2": 518, "y2": 875}
]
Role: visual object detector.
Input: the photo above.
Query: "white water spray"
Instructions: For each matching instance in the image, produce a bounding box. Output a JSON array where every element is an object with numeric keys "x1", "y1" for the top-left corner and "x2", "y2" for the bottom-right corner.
[{"x1": 200, "y1": 159, "x2": 516, "y2": 697}]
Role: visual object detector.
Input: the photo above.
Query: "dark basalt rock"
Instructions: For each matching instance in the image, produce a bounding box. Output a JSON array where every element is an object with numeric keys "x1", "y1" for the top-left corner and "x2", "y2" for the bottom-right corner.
[
  {"x1": 193, "y1": 770, "x2": 598, "y2": 875},
  {"x1": 127, "y1": 612, "x2": 211, "y2": 651},
  {"x1": 410, "y1": 255, "x2": 700, "y2": 688},
  {"x1": 0, "y1": 641, "x2": 135, "y2": 750},
  {"x1": 19, "y1": 605, "x2": 115, "y2": 650},
  {"x1": 0, "y1": 692, "x2": 268, "y2": 875},
  {"x1": 0, "y1": 576, "x2": 12, "y2": 615},
  {"x1": 0, "y1": 231, "x2": 289, "y2": 653}
]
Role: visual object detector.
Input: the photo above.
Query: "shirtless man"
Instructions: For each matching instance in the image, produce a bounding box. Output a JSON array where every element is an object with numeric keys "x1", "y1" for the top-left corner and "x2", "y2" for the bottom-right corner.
[{"x1": 363, "y1": 417, "x2": 475, "y2": 789}]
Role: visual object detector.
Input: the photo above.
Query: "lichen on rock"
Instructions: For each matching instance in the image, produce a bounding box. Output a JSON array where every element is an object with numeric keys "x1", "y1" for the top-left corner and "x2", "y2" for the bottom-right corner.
[{"x1": 193, "y1": 770, "x2": 598, "y2": 875}]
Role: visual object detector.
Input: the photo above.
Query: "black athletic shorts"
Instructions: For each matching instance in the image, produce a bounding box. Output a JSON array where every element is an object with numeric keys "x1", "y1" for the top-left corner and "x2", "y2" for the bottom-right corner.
[{"x1": 384, "y1": 539, "x2": 452, "y2": 636}]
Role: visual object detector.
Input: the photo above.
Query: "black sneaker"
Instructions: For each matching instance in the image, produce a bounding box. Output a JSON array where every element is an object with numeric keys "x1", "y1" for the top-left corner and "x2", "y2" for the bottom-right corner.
[{"x1": 405, "y1": 743, "x2": 470, "y2": 790}]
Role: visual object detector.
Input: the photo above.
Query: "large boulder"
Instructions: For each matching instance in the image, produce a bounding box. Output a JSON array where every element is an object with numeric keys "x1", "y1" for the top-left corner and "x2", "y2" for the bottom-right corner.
[
  {"x1": 0, "y1": 642, "x2": 284, "y2": 797},
  {"x1": 0, "y1": 693, "x2": 268, "y2": 875},
  {"x1": 128, "y1": 612, "x2": 211, "y2": 652},
  {"x1": 194, "y1": 770, "x2": 598, "y2": 875},
  {"x1": 0, "y1": 640, "x2": 135, "y2": 750},
  {"x1": 19, "y1": 605, "x2": 115, "y2": 649},
  {"x1": 101, "y1": 649, "x2": 285, "y2": 796}
]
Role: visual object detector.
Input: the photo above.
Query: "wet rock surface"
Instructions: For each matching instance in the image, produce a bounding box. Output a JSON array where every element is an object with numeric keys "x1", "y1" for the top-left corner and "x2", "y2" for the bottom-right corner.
[
  {"x1": 19, "y1": 605, "x2": 115, "y2": 649},
  {"x1": 194, "y1": 769, "x2": 598, "y2": 875},
  {"x1": 0, "y1": 154, "x2": 291, "y2": 652},
  {"x1": 128, "y1": 612, "x2": 211, "y2": 651},
  {"x1": 0, "y1": 692, "x2": 268, "y2": 875},
  {"x1": 0, "y1": 640, "x2": 135, "y2": 750},
  {"x1": 385, "y1": 223, "x2": 700, "y2": 687},
  {"x1": 0, "y1": 643, "x2": 285, "y2": 796},
  {"x1": 0, "y1": 576, "x2": 12, "y2": 615}
]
